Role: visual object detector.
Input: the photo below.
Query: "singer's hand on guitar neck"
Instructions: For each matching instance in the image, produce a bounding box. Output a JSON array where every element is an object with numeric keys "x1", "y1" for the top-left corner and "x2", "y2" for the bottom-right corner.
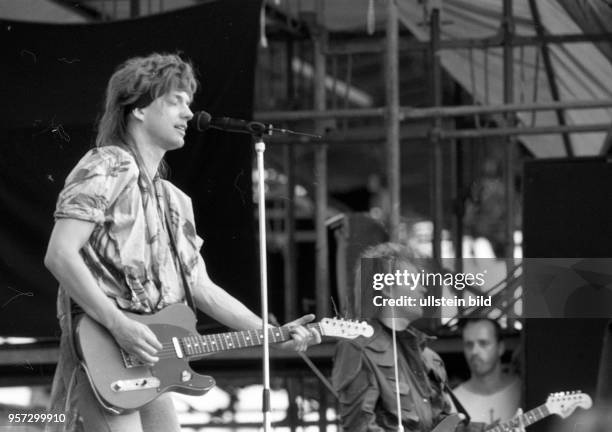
[
  {"x1": 108, "y1": 314, "x2": 164, "y2": 366},
  {"x1": 511, "y1": 408, "x2": 526, "y2": 432},
  {"x1": 276, "y1": 314, "x2": 322, "y2": 352}
]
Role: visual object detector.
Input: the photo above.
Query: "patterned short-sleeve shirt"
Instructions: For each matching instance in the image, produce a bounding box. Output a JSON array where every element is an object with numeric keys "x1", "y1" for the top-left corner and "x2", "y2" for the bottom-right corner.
[
  {"x1": 47, "y1": 145, "x2": 207, "y2": 431},
  {"x1": 54, "y1": 145, "x2": 203, "y2": 313}
]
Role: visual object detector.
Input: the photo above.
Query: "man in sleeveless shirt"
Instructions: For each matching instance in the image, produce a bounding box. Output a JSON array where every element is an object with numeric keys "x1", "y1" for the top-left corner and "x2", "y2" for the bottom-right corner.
[{"x1": 453, "y1": 319, "x2": 521, "y2": 425}]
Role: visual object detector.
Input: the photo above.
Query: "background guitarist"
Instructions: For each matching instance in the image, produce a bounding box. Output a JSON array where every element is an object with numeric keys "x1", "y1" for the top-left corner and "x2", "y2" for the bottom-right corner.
[
  {"x1": 453, "y1": 319, "x2": 521, "y2": 425},
  {"x1": 43, "y1": 53, "x2": 321, "y2": 432},
  {"x1": 331, "y1": 243, "x2": 524, "y2": 432}
]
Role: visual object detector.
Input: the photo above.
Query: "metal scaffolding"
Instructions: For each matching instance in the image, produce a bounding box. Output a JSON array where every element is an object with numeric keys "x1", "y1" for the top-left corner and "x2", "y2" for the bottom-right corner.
[
  {"x1": 254, "y1": 0, "x2": 612, "y2": 323},
  {"x1": 59, "y1": 0, "x2": 612, "y2": 322}
]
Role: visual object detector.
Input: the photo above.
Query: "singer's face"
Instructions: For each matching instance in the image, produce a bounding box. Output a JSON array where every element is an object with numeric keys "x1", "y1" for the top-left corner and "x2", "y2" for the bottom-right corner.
[{"x1": 140, "y1": 90, "x2": 194, "y2": 151}]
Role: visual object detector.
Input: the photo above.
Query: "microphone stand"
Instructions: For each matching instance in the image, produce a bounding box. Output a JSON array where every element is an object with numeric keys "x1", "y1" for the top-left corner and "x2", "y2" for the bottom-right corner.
[
  {"x1": 253, "y1": 132, "x2": 273, "y2": 432},
  {"x1": 187, "y1": 112, "x2": 321, "y2": 431},
  {"x1": 190, "y1": 113, "x2": 320, "y2": 428},
  {"x1": 250, "y1": 125, "x2": 319, "y2": 432}
]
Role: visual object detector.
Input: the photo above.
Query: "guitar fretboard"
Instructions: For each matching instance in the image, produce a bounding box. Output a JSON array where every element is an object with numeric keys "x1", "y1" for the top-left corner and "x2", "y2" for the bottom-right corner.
[
  {"x1": 180, "y1": 323, "x2": 322, "y2": 358},
  {"x1": 488, "y1": 405, "x2": 550, "y2": 432}
]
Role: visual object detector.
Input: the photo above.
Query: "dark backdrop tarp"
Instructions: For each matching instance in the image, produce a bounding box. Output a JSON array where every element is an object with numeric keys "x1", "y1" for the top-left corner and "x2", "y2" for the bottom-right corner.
[{"x1": 0, "y1": 0, "x2": 262, "y2": 337}]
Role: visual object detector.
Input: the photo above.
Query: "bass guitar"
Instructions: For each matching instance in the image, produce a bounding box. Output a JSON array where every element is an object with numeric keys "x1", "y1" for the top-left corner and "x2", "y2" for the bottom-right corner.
[
  {"x1": 75, "y1": 303, "x2": 373, "y2": 413},
  {"x1": 432, "y1": 391, "x2": 592, "y2": 431}
]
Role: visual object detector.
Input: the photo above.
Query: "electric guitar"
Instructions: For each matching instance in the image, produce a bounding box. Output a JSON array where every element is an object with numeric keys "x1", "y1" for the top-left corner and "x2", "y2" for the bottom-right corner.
[
  {"x1": 432, "y1": 391, "x2": 592, "y2": 432},
  {"x1": 75, "y1": 303, "x2": 374, "y2": 413}
]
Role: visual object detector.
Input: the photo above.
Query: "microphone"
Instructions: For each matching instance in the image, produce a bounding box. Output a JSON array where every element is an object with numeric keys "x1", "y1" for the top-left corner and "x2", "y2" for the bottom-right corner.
[{"x1": 189, "y1": 111, "x2": 268, "y2": 135}]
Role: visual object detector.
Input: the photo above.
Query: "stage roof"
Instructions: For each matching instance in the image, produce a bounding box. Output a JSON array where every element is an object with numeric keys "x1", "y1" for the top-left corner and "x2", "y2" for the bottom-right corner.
[{"x1": 272, "y1": 0, "x2": 612, "y2": 158}]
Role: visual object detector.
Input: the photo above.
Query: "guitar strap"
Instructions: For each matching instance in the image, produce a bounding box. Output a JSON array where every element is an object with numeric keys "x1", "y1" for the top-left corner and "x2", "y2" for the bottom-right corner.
[
  {"x1": 128, "y1": 142, "x2": 197, "y2": 313},
  {"x1": 393, "y1": 332, "x2": 472, "y2": 427},
  {"x1": 163, "y1": 202, "x2": 197, "y2": 313},
  {"x1": 442, "y1": 381, "x2": 472, "y2": 426}
]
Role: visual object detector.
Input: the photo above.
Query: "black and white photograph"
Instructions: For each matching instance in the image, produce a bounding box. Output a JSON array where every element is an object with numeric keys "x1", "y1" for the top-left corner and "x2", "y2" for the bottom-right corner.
[{"x1": 1, "y1": 0, "x2": 612, "y2": 431}]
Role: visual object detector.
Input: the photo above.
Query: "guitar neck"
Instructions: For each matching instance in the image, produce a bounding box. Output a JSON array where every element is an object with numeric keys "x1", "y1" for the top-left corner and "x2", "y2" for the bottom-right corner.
[
  {"x1": 182, "y1": 323, "x2": 322, "y2": 359},
  {"x1": 487, "y1": 404, "x2": 550, "y2": 432}
]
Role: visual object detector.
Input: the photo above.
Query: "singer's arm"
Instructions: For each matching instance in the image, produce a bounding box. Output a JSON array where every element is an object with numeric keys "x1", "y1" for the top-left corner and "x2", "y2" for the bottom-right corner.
[
  {"x1": 192, "y1": 255, "x2": 262, "y2": 330},
  {"x1": 192, "y1": 254, "x2": 320, "y2": 350},
  {"x1": 45, "y1": 218, "x2": 163, "y2": 365}
]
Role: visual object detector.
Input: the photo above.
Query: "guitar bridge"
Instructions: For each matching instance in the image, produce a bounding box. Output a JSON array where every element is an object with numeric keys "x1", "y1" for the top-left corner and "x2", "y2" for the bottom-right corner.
[{"x1": 120, "y1": 349, "x2": 146, "y2": 368}]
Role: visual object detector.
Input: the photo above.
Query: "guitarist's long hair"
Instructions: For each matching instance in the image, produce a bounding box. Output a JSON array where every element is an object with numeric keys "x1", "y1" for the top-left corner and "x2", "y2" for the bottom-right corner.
[{"x1": 95, "y1": 52, "x2": 198, "y2": 178}]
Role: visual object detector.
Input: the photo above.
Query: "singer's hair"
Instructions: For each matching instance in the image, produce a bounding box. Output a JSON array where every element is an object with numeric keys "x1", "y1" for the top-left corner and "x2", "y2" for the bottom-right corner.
[{"x1": 95, "y1": 53, "x2": 198, "y2": 176}]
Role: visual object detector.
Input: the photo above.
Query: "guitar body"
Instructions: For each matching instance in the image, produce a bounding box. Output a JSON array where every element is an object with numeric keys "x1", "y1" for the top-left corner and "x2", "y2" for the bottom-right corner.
[
  {"x1": 74, "y1": 304, "x2": 373, "y2": 414},
  {"x1": 75, "y1": 304, "x2": 215, "y2": 413},
  {"x1": 432, "y1": 392, "x2": 593, "y2": 432}
]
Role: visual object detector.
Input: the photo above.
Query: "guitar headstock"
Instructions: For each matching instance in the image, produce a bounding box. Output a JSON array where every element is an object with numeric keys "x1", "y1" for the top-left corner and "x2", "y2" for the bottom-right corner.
[
  {"x1": 318, "y1": 318, "x2": 374, "y2": 339},
  {"x1": 546, "y1": 391, "x2": 592, "y2": 419}
]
